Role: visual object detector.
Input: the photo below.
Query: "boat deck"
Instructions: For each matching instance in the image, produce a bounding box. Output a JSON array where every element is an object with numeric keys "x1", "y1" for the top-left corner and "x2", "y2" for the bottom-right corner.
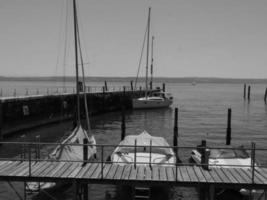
[{"x1": 0, "y1": 160, "x2": 267, "y2": 189}]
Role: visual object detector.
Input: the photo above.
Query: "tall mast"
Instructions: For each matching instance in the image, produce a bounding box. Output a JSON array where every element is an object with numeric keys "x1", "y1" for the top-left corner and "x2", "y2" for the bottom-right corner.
[
  {"x1": 150, "y1": 36, "x2": 154, "y2": 90},
  {"x1": 73, "y1": 0, "x2": 80, "y2": 125},
  {"x1": 145, "y1": 7, "x2": 151, "y2": 98}
]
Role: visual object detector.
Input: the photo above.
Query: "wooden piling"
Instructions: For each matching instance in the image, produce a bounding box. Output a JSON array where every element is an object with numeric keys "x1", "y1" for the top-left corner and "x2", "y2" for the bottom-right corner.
[
  {"x1": 130, "y1": 81, "x2": 134, "y2": 91},
  {"x1": 243, "y1": 84, "x2": 246, "y2": 100},
  {"x1": 226, "y1": 108, "x2": 231, "y2": 145},
  {"x1": 173, "y1": 108, "x2": 178, "y2": 159},
  {"x1": 83, "y1": 138, "x2": 88, "y2": 166},
  {"x1": 162, "y1": 83, "x2": 165, "y2": 92},
  {"x1": 248, "y1": 85, "x2": 251, "y2": 101},
  {"x1": 0, "y1": 101, "x2": 2, "y2": 142},
  {"x1": 121, "y1": 106, "x2": 125, "y2": 141},
  {"x1": 264, "y1": 87, "x2": 267, "y2": 103},
  {"x1": 104, "y1": 81, "x2": 108, "y2": 92}
]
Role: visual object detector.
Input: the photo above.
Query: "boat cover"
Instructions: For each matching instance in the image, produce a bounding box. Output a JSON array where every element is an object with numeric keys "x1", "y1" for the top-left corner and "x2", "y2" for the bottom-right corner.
[
  {"x1": 49, "y1": 125, "x2": 96, "y2": 161},
  {"x1": 209, "y1": 148, "x2": 249, "y2": 159},
  {"x1": 114, "y1": 131, "x2": 174, "y2": 155}
]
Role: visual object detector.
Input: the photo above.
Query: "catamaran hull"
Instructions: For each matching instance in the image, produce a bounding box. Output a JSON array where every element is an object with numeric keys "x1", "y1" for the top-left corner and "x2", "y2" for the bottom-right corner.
[{"x1": 132, "y1": 99, "x2": 172, "y2": 109}]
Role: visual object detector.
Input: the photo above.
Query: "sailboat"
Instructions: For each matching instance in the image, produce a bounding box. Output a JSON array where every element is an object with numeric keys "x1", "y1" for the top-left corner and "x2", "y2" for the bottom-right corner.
[
  {"x1": 26, "y1": 0, "x2": 96, "y2": 191},
  {"x1": 132, "y1": 7, "x2": 173, "y2": 109}
]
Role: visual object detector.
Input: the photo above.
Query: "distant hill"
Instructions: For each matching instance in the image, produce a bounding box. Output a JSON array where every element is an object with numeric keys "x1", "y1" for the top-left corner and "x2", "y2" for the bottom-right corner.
[{"x1": 0, "y1": 76, "x2": 267, "y2": 84}]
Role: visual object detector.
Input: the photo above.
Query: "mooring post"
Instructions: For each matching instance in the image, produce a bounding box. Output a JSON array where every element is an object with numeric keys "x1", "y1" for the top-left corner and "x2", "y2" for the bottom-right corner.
[
  {"x1": 0, "y1": 101, "x2": 3, "y2": 143},
  {"x1": 121, "y1": 106, "x2": 126, "y2": 141},
  {"x1": 130, "y1": 81, "x2": 134, "y2": 91},
  {"x1": 226, "y1": 108, "x2": 232, "y2": 145},
  {"x1": 248, "y1": 85, "x2": 251, "y2": 101},
  {"x1": 162, "y1": 83, "x2": 165, "y2": 92},
  {"x1": 104, "y1": 81, "x2": 108, "y2": 92},
  {"x1": 202, "y1": 149, "x2": 210, "y2": 170},
  {"x1": 173, "y1": 108, "x2": 178, "y2": 161},
  {"x1": 83, "y1": 138, "x2": 88, "y2": 166},
  {"x1": 251, "y1": 142, "x2": 256, "y2": 184},
  {"x1": 134, "y1": 139, "x2": 137, "y2": 169},
  {"x1": 243, "y1": 84, "x2": 246, "y2": 100},
  {"x1": 35, "y1": 135, "x2": 40, "y2": 160},
  {"x1": 264, "y1": 87, "x2": 267, "y2": 103}
]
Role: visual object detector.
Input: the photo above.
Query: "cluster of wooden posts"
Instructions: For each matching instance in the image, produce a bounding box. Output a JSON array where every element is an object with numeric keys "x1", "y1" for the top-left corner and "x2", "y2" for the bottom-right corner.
[{"x1": 243, "y1": 83, "x2": 267, "y2": 103}]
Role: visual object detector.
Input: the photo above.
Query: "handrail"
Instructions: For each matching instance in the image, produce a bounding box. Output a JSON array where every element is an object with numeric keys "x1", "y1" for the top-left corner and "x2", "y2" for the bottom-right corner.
[{"x1": 0, "y1": 141, "x2": 265, "y2": 183}]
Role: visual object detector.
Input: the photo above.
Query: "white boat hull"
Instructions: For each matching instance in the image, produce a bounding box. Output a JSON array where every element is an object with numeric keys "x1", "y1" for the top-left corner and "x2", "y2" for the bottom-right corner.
[{"x1": 132, "y1": 98, "x2": 172, "y2": 109}]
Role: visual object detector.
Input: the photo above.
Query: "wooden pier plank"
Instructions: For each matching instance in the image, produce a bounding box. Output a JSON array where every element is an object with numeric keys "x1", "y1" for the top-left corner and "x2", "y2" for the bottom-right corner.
[
  {"x1": 106, "y1": 164, "x2": 118, "y2": 179},
  {"x1": 254, "y1": 170, "x2": 267, "y2": 184},
  {"x1": 208, "y1": 167, "x2": 223, "y2": 183},
  {"x1": 39, "y1": 162, "x2": 59, "y2": 177},
  {"x1": 213, "y1": 168, "x2": 232, "y2": 183},
  {"x1": 129, "y1": 165, "x2": 138, "y2": 180},
  {"x1": 29, "y1": 161, "x2": 46, "y2": 176},
  {"x1": 1, "y1": 161, "x2": 21, "y2": 175},
  {"x1": 17, "y1": 162, "x2": 34, "y2": 177},
  {"x1": 136, "y1": 165, "x2": 145, "y2": 180},
  {"x1": 90, "y1": 164, "x2": 103, "y2": 179},
  {"x1": 144, "y1": 166, "x2": 152, "y2": 181},
  {"x1": 32, "y1": 161, "x2": 52, "y2": 176},
  {"x1": 166, "y1": 167, "x2": 174, "y2": 181},
  {"x1": 159, "y1": 166, "x2": 167, "y2": 181},
  {"x1": 53, "y1": 162, "x2": 72, "y2": 178},
  {"x1": 5, "y1": 162, "x2": 26, "y2": 176},
  {"x1": 102, "y1": 164, "x2": 112, "y2": 179},
  {"x1": 220, "y1": 168, "x2": 239, "y2": 184},
  {"x1": 230, "y1": 168, "x2": 249, "y2": 184},
  {"x1": 151, "y1": 166, "x2": 159, "y2": 181},
  {"x1": 61, "y1": 162, "x2": 80, "y2": 178},
  {"x1": 113, "y1": 165, "x2": 125, "y2": 180},
  {"x1": 85, "y1": 163, "x2": 99, "y2": 178},
  {"x1": 258, "y1": 168, "x2": 267, "y2": 181},
  {"x1": 0, "y1": 161, "x2": 17, "y2": 174},
  {"x1": 76, "y1": 163, "x2": 92, "y2": 178},
  {"x1": 180, "y1": 166, "x2": 190, "y2": 182},
  {"x1": 199, "y1": 167, "x2": 215, "y2": 183},
  {"x1": 186, "y1": 166, "x2": 199, "y2": 182},
  {"x1": 175, "y1": 166, "x2": 183, "y2": 181},
  {"x1": 193, "y1": 166, "x2": 206, "y2": 182},
  {"x1": 233, "y1": 168, "x2": 252, "y2": 183},
  {"x1": 46, "y1": 162, "x2": 67, "y2": 177},
  {"x1": 121, "y1": 165, "x2": 132, "y2": 180},
  {"x1": 0, "y1": 161, "x2": 10, "y2": 169}
]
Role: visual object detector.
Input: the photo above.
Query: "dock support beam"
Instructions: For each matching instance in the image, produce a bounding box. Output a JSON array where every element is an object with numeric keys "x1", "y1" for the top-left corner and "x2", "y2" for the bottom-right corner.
[
  {"x1": 248, "y1": 85, "x2": 251, "y2": 101},
  {"x1": 226, "y1": 108, "x2": 231, "y2": 145},
  {"x1": 243, "y1": 84, "x2": 246, "y2": 100},
  {"x1": 0, "y1": 101, "x2": 3, "y2": 142},
  {"x1": 121, "y1": 106, "x2": 125, "y2": 141},
  {"x1": 83, "y1": 138, "x2": 89, "y2": 200},
  {"x1": 173, "y1": 108, "x2": 178, "y2": 160},
  {"x1": 162, "y1": 83, "x2": 165, "y2": 92},
  {"x1": 264, "y1": 87, "x2": 267, "y2": 103}
]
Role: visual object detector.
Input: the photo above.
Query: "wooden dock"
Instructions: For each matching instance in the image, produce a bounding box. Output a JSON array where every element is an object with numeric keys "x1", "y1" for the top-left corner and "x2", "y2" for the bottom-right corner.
[{"x1": 0, "y1": 160, "x2": 267, "y2": 190}]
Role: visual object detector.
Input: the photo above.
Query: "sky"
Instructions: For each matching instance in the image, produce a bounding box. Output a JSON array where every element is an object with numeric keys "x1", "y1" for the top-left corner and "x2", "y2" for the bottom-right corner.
[{"x1": 0, "y1": 0, "x2": 267, "y2": 78}]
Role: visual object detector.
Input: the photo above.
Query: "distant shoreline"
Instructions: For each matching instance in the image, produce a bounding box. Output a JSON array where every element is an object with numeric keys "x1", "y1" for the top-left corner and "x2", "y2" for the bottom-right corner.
[{"x1": 0, "y1": 76, "x2": 267, "y2": 84}]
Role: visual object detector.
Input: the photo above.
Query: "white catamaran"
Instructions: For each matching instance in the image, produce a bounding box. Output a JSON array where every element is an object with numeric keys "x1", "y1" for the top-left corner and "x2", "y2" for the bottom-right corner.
[
  {"x1": 27, "y1": 0, "x2": 96, "y2": 191},
  {"x1": 132, "y1": 8, "x2": 173, "y2": 109}
]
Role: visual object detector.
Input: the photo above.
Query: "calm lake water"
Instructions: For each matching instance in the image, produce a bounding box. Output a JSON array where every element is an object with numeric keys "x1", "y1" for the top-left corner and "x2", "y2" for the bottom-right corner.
[{"x1": 0, "y1": 81, "x2": 267, "y2": 200}]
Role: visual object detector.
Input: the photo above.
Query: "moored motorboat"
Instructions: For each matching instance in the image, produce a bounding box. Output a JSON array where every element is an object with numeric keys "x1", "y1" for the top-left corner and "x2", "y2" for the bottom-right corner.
[
  {"x1": 190, "y1": 141, "x2": 260, "y2": 199},
  {"x1": 111, "y1": 130, "x2": 176, "y2": 166}
]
